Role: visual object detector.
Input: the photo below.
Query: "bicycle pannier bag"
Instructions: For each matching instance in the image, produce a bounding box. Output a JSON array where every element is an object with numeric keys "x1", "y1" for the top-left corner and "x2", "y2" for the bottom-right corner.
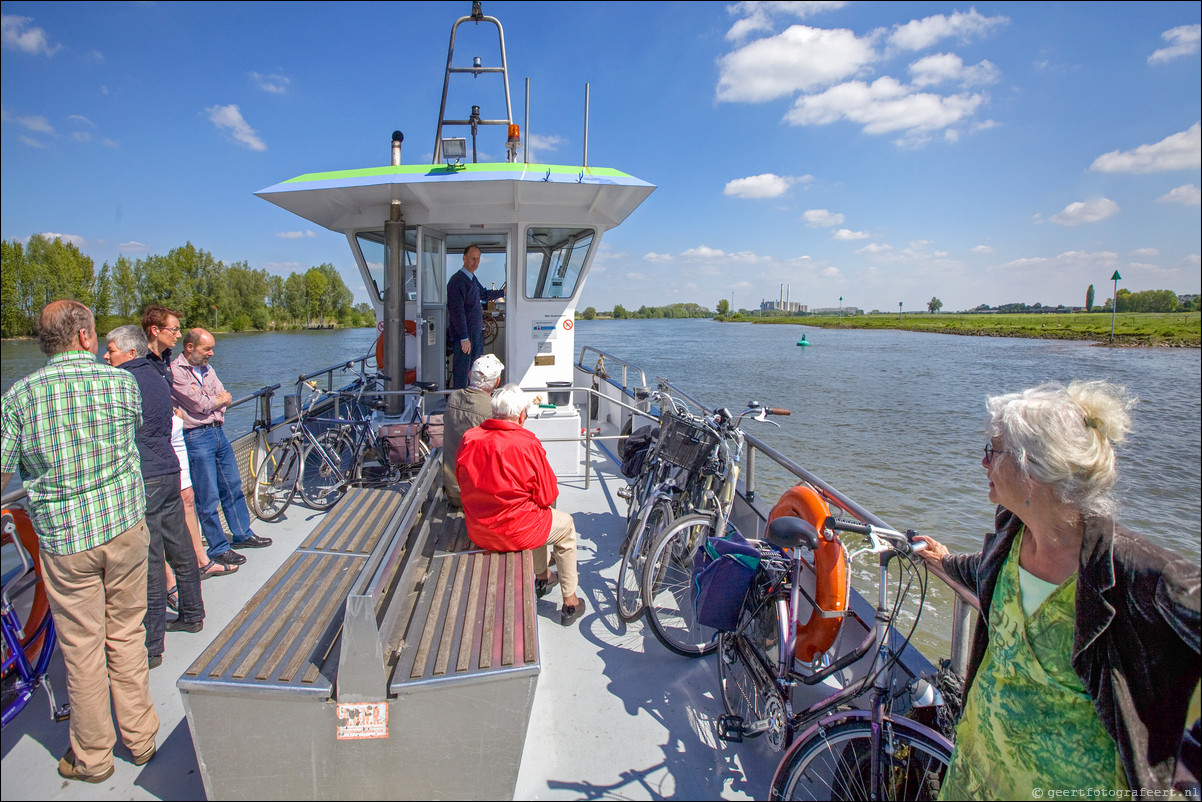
[
  {"x1": 424, "y1": 413, "x2": 444, "y2": 449},
  {"x1": 692, "y1": 528, "x2": 761, "y2": 631},
  {"x1": 379, "y1": 423, "x2": 423, "y2": 466},
  {"x1": 620, "y1": 424, "x2": 659, "y2": 479}
]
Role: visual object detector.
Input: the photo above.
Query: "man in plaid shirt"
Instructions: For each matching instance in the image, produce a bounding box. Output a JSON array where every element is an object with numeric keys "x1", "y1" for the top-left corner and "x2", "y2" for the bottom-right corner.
[{"x1": 1, "y1": 300, "x2": 159, "y2": 783}]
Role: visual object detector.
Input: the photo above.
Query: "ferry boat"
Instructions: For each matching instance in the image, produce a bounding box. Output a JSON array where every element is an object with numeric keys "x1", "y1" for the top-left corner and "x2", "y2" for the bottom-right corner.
[{"x1": 0, "y1": 5, "x2": 974, "y2": 799}]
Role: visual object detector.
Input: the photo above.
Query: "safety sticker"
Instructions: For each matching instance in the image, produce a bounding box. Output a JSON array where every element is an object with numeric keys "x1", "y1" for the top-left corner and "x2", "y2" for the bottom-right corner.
[{"x1": 336, "y1": 701, "x2": 389, "y2": 740}]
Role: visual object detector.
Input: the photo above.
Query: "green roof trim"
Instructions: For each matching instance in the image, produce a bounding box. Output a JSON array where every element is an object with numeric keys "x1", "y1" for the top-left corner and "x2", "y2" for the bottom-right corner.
[{"x1": 283, "y1": 163, "x2": 635, "y2": 184}]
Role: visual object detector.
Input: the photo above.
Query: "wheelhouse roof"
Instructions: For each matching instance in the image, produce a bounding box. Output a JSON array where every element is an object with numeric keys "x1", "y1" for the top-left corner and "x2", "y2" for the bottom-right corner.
[{"x1": 256, "y1": 162, "x2": 655, "y2": 233}]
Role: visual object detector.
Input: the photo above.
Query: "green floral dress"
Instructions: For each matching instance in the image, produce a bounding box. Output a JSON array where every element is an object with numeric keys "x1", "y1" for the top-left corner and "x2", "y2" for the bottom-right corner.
[{"x1": 940, "y1": 530, "x2": 1126, "y2": 799}]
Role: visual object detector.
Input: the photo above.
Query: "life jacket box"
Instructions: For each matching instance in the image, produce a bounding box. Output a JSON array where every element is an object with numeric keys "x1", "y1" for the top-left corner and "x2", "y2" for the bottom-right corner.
[{"x1": 524, "y1": 405, "x2": 582, "y2": 477}]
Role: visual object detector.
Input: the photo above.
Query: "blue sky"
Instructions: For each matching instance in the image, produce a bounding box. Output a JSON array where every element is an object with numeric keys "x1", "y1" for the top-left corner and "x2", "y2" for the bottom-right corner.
[{"x1": 2, "y1": 1, "x2": 1199, "y2": 314}]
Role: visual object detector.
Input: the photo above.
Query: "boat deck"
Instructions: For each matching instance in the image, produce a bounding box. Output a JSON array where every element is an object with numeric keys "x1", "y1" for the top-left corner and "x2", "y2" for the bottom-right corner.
[{"x1": 1, "y1": 444, "x2": 781, "y2": 800}]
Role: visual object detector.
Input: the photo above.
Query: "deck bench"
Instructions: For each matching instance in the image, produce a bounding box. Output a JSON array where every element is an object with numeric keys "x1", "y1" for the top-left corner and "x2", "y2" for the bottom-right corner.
[{"x1": 178, "y1": 456, "x2": 540, "y2": 801}]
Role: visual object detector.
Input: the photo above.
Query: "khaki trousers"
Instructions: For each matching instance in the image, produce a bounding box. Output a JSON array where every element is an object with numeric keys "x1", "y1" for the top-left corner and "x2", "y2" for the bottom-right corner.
[
  {"x1": 536, "y1": 508, "x2": 579, "y2": 598},
  {"x1": 41, "y1": 519, "x2": 160, "y2": 775}
]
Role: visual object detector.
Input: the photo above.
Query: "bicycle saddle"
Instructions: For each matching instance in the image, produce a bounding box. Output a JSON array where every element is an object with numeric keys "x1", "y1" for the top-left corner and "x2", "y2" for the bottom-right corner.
[{"x1": 767, "y1": 516, "x2": 820, "y2": 551}]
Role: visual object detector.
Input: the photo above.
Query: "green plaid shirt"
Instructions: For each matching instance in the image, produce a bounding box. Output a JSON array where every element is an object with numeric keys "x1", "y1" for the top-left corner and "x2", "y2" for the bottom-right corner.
[{"x1": 1, "y1": 350, "x2": 145, "y2": 555}]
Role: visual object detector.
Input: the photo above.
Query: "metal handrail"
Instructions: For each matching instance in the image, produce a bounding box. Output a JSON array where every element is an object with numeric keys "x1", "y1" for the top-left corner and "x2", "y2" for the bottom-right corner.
[{"x1": 576, "y1": 347, "x2": 647, "y2": 393}]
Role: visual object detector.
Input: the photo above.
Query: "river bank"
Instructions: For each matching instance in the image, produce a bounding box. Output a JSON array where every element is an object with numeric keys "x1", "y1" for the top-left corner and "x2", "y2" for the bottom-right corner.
[{"x1": 722, "y1": 311, "x2": 1201, "y2": 347}]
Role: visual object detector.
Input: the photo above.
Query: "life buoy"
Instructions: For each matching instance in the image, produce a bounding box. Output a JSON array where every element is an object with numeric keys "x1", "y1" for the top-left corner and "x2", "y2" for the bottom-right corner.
[
  {"x1": 1, "y1": 507, "x2": 52, "y2": 668},
  {"x1": 374, "y1": 319, "x2": 418, "y2": 385},
  {"x1": 767, "y1": 485, "x2": 849, "y2": 663}
]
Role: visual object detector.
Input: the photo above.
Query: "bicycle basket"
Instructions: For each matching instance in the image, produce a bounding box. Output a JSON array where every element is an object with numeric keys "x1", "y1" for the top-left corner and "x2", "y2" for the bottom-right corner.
[
  {"x1": 692, "y1": 528, "x2": 762, "y2": 631},
  {"x1": 654, "y1": 411, "x2": 720, "y2": 476}
]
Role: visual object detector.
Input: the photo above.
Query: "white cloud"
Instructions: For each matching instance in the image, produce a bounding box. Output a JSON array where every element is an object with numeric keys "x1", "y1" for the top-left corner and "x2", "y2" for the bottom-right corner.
[
  {"x1": 249, "y1": 71, "x2": 291, "y2": 94},
  {"x1": 277, "y1": 230, "x2": 318, "y2": 239},
  {"x1": 36, "y1": 232, "x2": 86, "y2": 248},
  {"x1": 908, "y1": 53, "x2": 1000, "y2": 87},
  {"x1": 855, "y1": 243, "x2": 893, "y2": 254},
  {"x1": 527, "y1": 133, "x2": 565, "y2": 162},
  {"x1": 67, "y1": 115, "x2": 95, "y2": 128},
  {"x1": 971, "y1": 244, "x2": 994, "y2": 254},
  {"x1": 832, "y1": 228, "x2": 869, "y2": 240},
  {"x1": 1, "y1": 15, "x2": 60, "y2": 56},
  {"x1": 1049, "y1": 198, "x2": 1120, "y2": 226},
  {"x1": 1149, "y1": 24, "x2": 1201, "y2": 64},
  {"x1": 119, "y1": 241, "x2": 149, "y2": 252},
  {"x1": 17, "y1": 114, "x2": 54, "y2": 134},
  {"x1": 1089, "y1": 122, "x2": 1201, "y2": 173},
  {"x1": 785, "y1": 76, "x2": 986, "y2": 136},
  {"x1": 1157, "y1": 184, "x2": 1201, "y2": 206},
  {"x1": 802, "y1": 208, "x2": 844, "y2": 227},
  {"x1": 724, "y1": 173, "x2": 800, "y2": 198},
  {"x1": 205, "y1": 104, "x2": 267, "y2": 151},
  {"x1": 995, "y1": 250, "x2": 1120, "y2": 272},
  {"x1": 725, "y1": 1, "x2": 848, "y2": 41},
  {"x1": 642, "y1": 245, "x2": 771, "y2": 264},
  {"x1": 19, "y1": 135, "x2": 45, "y2": 148},
  {"x1": 887, "y1": 9, "x2": 1009, "y2": 52},
  {"x1": 1131, "y1": 248, "x2": 1159, "y2": 257},
  {"x1": 717, "y1": 25, "x2": 877, "y2": 102}
]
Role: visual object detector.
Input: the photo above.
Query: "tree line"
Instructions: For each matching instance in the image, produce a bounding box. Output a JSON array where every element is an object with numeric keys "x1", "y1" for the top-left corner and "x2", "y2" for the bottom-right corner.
[
  {"x1": 578, "y1": 302, "x2": 713, "y2": 320},
  {"x1": 1, "y1": 235, "x2": 374, "y2": 338}
]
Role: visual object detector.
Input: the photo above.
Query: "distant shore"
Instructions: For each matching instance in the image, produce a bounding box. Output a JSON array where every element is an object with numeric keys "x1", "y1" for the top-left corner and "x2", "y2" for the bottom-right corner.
[{"x1": 717, "y1": 311, "x2": 1201, "y2": 347}]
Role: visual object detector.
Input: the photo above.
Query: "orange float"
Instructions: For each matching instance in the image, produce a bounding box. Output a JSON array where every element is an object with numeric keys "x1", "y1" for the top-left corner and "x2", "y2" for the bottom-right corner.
[
  {"x1": 767, "y1": 485, "x2": 849, "y2": 663},
  {"x1": 1, "y1": 507, "x2": 52, "y2": 667},
  {"x1": 374, "y1": 318, "x2": 418, "y2": 385}
]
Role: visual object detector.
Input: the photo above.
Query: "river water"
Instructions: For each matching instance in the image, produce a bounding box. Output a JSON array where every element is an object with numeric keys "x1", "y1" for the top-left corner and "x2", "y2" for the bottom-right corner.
[{"x1": 4, "y1": 321, "x2": 1198, "y2": 562}]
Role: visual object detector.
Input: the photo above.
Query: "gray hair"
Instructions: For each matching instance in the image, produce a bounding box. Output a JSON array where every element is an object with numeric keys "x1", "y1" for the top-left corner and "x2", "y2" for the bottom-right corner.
[
  {"x1": 987, "y1": 380, "x2": 1136, "y2": 518},
  {"x1": 491, "y1": 383, "x2": 529, "y2": 421},
  {"x1": 469, "y1": 354, "x2": 504, "y2": 391},
  {"x1": 106, "y1": 324, "x2": 149, "y2": 358},
  {"x1": 36, "y1": 300, "x2": 94, "y2": 356}
]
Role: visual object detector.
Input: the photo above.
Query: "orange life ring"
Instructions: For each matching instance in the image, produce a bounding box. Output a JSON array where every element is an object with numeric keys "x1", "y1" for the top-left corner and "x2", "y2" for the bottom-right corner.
[
  {"x1": 767, "y1": 485, "x2": 849, "y2": 663},
  {"x1": 374, "y1": 319, "x2": 418, "y2": 385},
  {"x1": 1, "y1": 507, "x2": 52, "y2": 668}
]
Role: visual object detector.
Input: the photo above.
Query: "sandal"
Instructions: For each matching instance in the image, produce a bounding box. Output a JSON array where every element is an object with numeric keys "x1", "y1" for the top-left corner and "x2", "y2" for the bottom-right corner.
[
  {"x1": 166, "y1": 586, "x2": 179, "y2": 612},
  {"x1": 200, "y1": 559, "x2": 238, "y2": 579}
]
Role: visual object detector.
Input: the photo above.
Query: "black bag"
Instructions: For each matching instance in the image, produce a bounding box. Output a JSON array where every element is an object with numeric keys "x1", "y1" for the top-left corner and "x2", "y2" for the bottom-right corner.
[
  {"x1": 691, "y1": 529, "x2": 761, "y2": 631},
  {"x1": 620, "y1": 425, "x2": 658, "y2": 478}
]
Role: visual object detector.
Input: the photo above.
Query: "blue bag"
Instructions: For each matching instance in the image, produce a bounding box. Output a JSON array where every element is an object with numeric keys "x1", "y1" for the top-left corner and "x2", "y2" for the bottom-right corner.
[{"x1": 692, "y1": 528, "x2": 762, "y2": 631}]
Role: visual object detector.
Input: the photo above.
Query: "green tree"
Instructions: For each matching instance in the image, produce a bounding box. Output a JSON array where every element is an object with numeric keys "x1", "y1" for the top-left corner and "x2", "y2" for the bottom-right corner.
[
  {"x1": 612, "y1": 304, "x2": 628, "y2": 319},
  {"x1": 1085, "y1": 284, "x2": 1095, "y2": 312},
  {"x1": 716, "y1": 299, "x2": 730, "y2": 316},
  {"x1": 111, "y1": 256, "x2": 139, "y2": 319},
  {"x1": 927, "y1": 297, "x2": 943, "y2": 313},
  {"x1": 580, "y1": 306, "x2": 596, "y2": 320},
  {"x1": 304, "y1": 267, "x2": 330, "y2": 325}
]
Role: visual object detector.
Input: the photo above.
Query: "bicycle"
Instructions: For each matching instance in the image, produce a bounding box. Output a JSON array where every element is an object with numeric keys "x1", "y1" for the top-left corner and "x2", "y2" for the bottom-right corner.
[
  {"x1": 639, "y1": 400, "x2": 789, "y2": 656},
  {"x1": 2, "y1": 507, "x2": 69, "y2": 729},
  {"x1": 716, "y1": 510, "x2": 952, "y2": 800}
]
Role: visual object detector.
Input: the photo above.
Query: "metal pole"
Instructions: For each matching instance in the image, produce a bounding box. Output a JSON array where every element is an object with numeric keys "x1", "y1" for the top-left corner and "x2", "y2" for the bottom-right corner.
[
  {"x1": 384, "y1": 201, "x2": 406, "y2": 416},
  {"x1": 583, "y1": 83, "x2": 590, "y2": 168},
  {"x1": 524, "y1": 78, "x2": 530, "y2": 164}
]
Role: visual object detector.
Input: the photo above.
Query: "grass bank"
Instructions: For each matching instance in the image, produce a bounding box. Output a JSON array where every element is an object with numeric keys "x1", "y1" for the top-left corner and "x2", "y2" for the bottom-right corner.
[{"x1": 726, "y1": 312, "x2": 1201, "y2": 347}]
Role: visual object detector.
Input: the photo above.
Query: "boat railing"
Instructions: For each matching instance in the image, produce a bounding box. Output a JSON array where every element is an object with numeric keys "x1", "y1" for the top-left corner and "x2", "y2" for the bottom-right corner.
[
  {"x1": 742, "y1": 429, "x2": 980, "y2": 676},
  {"x1": 577, "y1": 346, "x2": 647, "y2": 393},
  {"x1": 295, "y1": 349, "x2": 376, "y2": 395}
]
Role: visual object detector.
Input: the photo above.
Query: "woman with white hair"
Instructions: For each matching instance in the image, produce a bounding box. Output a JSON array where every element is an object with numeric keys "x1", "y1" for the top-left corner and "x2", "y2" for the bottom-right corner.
[
  {"x1": 456, "y1": 384, "x2": 585, "y2": 626},
  {"x1": 915, "y1": 381, "x2": 1199, "y2": 797}
]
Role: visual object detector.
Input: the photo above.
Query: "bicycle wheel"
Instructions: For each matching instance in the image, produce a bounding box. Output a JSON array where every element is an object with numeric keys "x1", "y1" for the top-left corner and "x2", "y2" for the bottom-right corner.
[
  {"x1": 299, "y1": 429, "x2": 354, "y2": 510},
  {"x1": 718, "y1": 588, "x2": 790, "y2": 751},
  {"x1": 616, "y1": 497, "x2": 673, "y2": 622},
  {"x1": 771, "y1": 717, "x2": 952, "y2": 801},
  {"x1": 641, "y1": 513, "x2": 719, "y2": 656},
  {"x1": 248, "y1": 440, "x2": 299, "y2": 521}
]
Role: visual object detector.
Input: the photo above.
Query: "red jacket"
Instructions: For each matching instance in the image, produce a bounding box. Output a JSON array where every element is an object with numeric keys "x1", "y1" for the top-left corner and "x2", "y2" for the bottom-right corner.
[{"x1": 456, "y1": 419, "x2": 557, "y2": 551}]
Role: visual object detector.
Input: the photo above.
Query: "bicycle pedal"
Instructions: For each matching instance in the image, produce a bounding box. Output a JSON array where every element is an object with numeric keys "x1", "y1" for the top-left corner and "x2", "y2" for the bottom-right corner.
[
  {"x1": 53, "y1": 703, "x2": 71, "y2": 722},
  {"x1": 716, "y1": 714, "x2": 745, "y2": 743}
]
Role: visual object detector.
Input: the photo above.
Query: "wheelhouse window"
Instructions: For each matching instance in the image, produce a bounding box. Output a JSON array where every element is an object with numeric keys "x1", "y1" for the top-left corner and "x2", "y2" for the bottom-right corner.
[
  {"x1": 355, "y1": 231, "x2": 416, "y2": 303},
  {"x1": 525, "y1": 227, "x2": 594, "y2": 299}
]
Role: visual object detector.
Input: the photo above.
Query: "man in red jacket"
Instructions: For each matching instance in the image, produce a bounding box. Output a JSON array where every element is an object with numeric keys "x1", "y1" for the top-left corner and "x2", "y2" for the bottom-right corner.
[{"x1": 456, "y1": 384, "x2": 584, "y2": 626}]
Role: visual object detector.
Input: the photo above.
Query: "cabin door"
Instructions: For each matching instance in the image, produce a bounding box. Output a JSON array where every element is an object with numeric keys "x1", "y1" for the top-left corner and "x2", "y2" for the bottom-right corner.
[{"x1": 418, "y1": 229, "x2": 447, "y2": 388}]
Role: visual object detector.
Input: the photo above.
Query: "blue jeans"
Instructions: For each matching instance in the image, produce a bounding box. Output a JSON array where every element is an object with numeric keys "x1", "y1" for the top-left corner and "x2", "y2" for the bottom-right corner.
[{"x1": 183, "y1": 425, "x2": 255, "y2": 559}]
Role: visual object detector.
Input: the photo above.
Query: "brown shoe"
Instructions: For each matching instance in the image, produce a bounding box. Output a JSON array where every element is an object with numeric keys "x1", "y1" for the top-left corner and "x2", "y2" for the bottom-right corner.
[
  {"x1": 58, "y1": 748, "x2": 115, "y2": 783},
  {"x1": 133, "y1": 744, "x2": 156, "y2": 766}
]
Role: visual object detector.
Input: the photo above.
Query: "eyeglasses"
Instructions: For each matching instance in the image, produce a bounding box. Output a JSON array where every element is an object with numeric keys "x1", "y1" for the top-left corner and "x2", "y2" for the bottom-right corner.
[
  {"x1": 157, "y1": 326, "x2": 181, "y2": 333},
  {"x1": 983, "y1": 444, "x2": 1008, "y2": 464}
]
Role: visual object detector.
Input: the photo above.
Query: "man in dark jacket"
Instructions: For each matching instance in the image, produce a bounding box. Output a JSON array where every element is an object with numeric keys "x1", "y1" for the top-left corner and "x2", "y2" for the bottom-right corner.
[
  {"x1": 446, "y1": 245, "x2": 505, "y2": 389},
  {"x1": 105, "y1": 326, "x2": 204, "y2": 664}
]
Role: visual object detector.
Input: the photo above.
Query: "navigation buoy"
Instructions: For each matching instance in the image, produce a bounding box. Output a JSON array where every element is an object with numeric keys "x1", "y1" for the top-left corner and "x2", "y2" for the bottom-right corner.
[{"x1": 797, "y1": 334, "x2": 809, "y2": 347}]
